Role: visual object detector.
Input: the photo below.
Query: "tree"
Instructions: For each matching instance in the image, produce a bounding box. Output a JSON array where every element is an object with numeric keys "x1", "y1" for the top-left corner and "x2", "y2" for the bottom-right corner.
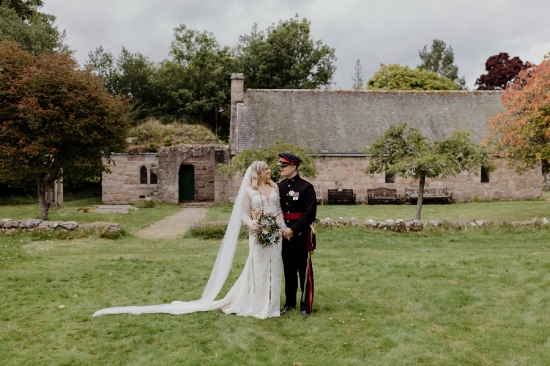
[
  {"x1": 365, "y1": 124, "x2": 495, "y2": 220},
  {"x1": 367, "y1": 64, "x2": 461, "y2": 90},
  {"x1": 1, "y1": 0, "x2": 43, "y2": 20},
  {"x1": 0, "y1": 1, "x2": 66, "y2": 55},
  {"x1": 219, "y1": 141, "x2": 317, "y2": 182},
  {"x1": 418, "y1": 39, "x2": 466, "y2": 89},
  {"x1": 87, "y1": 46, "x2": 158, "y2": 122},
  {"x1": 236, "y1": 16, "x2": 336, "y2": 89},
  {"x1": 0, "y1": 41, "x2": 129, "y2": 219},
  {"x1": 154, "y1": 24, "x2": 236, "y2": 135},
  {"x1": 475, "y1": 53, "x2": 528, "y2": 90},
  {"x1": 484, "y1": 58, "x2": 550, "y2": 172},
  {"x1": 351, "y1": 59, "x2": 364, "y2": 90}
]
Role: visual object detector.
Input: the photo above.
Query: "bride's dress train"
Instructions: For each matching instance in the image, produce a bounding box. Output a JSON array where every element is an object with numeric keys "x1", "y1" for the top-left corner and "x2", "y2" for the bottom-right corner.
[{"x1": 92, "y1": 167, "x2": 284, "y2": 319}]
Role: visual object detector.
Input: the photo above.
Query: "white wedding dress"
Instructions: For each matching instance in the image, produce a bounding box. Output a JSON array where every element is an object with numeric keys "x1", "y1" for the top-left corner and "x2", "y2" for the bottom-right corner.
[
  {"x1": 215, "y1": 186, "x2": 285, "y2": 319},
  {"x1": 93, "y1": 167, "x2": 284, "y2": 319}
]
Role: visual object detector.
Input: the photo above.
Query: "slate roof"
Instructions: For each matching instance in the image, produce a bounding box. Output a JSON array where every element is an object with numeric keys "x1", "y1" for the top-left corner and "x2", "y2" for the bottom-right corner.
[{"x1": 235, "y1": 89, "x2": 504, "y2": 154}]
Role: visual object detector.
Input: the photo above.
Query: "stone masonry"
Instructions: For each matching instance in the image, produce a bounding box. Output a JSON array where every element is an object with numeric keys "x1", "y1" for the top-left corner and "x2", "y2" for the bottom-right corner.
[
  {"x1": 102, "y1": 153, "x2": 159, "y2": 204},
  {"x1": 180, "y1": 156, "x2": 215, "y2": 201},
  {"x1": 229, "y1": 76, "x2": 543, "y2": 202},
  {"x1": 154, "y1": 145, "x2": 233, "y2": 204},
  {"x1": 311, "y1": 156, "x2": 543, "y2": 203},
  {"x1": 102, "y1": 145, "x2": 237, "y2": 204}
]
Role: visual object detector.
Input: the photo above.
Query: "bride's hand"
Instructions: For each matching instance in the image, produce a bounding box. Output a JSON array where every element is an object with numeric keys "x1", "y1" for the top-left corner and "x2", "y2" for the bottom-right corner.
[{"x1": 251, "y1": 209, "x2": 260, "y2": 219}]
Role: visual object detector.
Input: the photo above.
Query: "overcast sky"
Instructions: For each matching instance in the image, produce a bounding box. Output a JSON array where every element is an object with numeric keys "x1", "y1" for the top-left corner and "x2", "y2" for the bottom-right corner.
[{"x1": 43, "y1": 0, "x2": 550, "y2": 89}]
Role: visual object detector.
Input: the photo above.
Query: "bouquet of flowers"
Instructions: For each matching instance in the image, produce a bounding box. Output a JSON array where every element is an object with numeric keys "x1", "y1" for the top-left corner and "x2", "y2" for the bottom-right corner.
[{"x1": 251, "y1": 211, "x2": 282, "y2": 248}]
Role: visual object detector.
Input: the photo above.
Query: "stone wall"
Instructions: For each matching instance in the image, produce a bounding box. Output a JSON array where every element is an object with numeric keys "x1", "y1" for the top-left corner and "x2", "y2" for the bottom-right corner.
[
  {"x1": 153, "y1": 145, "x2": 231, "y2": 204},
  {"x1": 102, "y1": 146, "x2": 237, "y2": 205},
  {"x1": 310, "y1": 156, "x2": 543, "y2": 203},
  {"x1": 181, "y1": 156, "x2": 215, "y2": 201},
  {"x1": 0, "y1": 219, "x2": 121, "y2": 233},
  {"x1": 102, "y1": 154, "x2": 160, "y2": 204},
  {"x1": 216, "y1": 172, "x2": 242, "y2": 204},
  {"x1": 102, "y1": 153, "x2": 542, "y2": 205}
]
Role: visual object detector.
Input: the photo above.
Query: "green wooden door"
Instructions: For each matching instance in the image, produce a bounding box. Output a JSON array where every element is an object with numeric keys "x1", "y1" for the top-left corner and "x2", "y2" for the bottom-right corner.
[{"x1": 179, "y1": 165, "x2": 194, "y2": 201}]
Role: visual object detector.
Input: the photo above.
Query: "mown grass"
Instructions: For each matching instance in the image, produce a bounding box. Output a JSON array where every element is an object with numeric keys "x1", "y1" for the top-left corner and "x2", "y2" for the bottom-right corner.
[
  {"x1": 205, "y1": 192, "x2": 550, "y2": 223},
  {"x1": 1, "y1": 194, "x2": 550, "y2": 364},
  {"x1": 0, "y1": 197, "x2": 182, "y2": 236},
  {"x1": 1, "y1": 223, "x2": 550, "y2": 365}
]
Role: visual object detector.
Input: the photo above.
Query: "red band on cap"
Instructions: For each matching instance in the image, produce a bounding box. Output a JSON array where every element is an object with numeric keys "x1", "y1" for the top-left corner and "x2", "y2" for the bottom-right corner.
[{"x1": 280, "y1": 157, "x2": 295, "y2": 165}]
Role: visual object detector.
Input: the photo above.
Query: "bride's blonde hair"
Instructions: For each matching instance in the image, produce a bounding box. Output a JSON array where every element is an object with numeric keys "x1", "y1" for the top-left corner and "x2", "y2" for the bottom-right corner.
[{"x1": 250, "y1": 161, "x2": 275, "y2": 190}]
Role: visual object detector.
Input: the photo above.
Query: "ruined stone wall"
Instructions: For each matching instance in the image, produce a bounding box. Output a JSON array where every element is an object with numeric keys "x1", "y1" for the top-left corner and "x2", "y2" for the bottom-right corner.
[
  {"x1": 155, "y1": 145, "x2": 231, "y2": 204},
  {"x1": 102, "y1": 154, "x2": 160, "y2": 204},
  {"x1": 310, "y1": 156, "x2": 543, "y2": 203},
  {"x1": 216, "y1": 173, "x2": 242, "y2": 204},
  {"x1": 181, "y1": 156, "x2": 214, "y2": 201},
  {"x1": 102, "y1": 146, "x2": 233, "y2": 205}
]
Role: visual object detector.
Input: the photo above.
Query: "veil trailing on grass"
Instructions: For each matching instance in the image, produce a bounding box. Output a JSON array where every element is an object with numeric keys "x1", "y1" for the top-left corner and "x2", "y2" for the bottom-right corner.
[{"x1": 92, "y1": 167, "x2": 252, "y2": 317}]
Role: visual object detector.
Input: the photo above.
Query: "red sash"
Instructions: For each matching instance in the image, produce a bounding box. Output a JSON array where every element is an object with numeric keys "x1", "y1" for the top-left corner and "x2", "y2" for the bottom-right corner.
[
  {"x1": 283, "y1": 212, "x2": 302, "y2": 220},
  {"x1": 283, "y1": 212, "x2": 316, "y2": 252}
]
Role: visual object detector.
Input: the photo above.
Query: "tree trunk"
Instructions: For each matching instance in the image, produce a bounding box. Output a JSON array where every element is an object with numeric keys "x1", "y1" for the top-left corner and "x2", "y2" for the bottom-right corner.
[
  {"x1": 37, "y1": 177, "x2": 49, "y2": 220},
  {"x1": 415, "y1": 175, "x2": 426, "y2": 220}
]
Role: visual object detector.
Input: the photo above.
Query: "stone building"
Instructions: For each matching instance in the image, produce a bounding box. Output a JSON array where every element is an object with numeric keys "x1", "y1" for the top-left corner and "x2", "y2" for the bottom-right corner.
[
  {"x1": 102, "y1": 146, "x2": 233, "y2": 204},
  {"x1": 102, "y1": 74, "x2": 543, "y2": 205},
  {"x1": 229, "y1": 74, "x2": 542, "y2": 202}
]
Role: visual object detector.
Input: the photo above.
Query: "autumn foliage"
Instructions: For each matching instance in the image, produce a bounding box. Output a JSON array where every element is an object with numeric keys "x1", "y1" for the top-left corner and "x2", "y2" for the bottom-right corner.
[
  {"x1": 475, "y1": 53, "x2": 528, "y2": 90},
  {"x1": 0, "y1": 41, "x2": 129, "y2": 219},
  {"x1": 485, "y1": 58, "x2": 550, "y2": 171}
]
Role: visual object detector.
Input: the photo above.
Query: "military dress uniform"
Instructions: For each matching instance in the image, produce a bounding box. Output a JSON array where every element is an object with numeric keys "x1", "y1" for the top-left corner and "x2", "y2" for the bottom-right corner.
[{"x1": 278, "y1": 173, "x2": 317, "y2": 314}]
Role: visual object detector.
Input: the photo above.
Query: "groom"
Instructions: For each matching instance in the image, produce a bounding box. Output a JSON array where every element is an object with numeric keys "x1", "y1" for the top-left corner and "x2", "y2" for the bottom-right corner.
[{"x1": 277, "y1": 153, "x2": 317, "y2": 318}]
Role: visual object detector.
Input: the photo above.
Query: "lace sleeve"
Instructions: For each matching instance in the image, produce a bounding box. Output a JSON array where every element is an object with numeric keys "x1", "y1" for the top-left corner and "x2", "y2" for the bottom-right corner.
[
  {"x1": 274, "y1": 184, "x2": 287, "y2": 230},
  {"x1": 241, "y1": 188, "x2": 254, "y2": 228}
]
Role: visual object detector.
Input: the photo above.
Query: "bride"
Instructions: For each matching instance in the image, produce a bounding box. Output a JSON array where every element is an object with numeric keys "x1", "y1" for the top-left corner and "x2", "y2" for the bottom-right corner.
[{"x1": 93, "y1": 161, "x2": 285, "y2": 319}]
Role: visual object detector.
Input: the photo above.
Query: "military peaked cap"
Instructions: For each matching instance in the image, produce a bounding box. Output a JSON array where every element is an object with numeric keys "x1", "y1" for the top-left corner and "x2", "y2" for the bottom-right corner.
[{"x1": 278, "y1": 153, "x2": 302, "y2": 166}]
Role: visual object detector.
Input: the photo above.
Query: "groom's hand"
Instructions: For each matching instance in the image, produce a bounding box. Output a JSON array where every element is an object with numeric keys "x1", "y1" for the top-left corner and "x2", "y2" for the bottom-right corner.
[{"x1": 283, "y1": 228, "x2": 293, "y2": 240}]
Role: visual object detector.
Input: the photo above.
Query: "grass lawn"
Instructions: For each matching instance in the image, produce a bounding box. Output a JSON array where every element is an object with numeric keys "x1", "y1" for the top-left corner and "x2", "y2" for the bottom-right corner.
[
  {"x1": 1, "y1": 196, "x2": 550, "y2": 364},
  {"x1": 0, "y1": 197, "x2": 182, "y2": 236},
  {"x1": 206, "y1": 191, "x2": 550, "y2": 223}
]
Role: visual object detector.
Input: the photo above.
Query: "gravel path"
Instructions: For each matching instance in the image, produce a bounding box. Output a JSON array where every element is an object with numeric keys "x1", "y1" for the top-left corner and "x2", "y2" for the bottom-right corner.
[{"x1": 135, "y1": 206, "x2": 208, "y2": 238}]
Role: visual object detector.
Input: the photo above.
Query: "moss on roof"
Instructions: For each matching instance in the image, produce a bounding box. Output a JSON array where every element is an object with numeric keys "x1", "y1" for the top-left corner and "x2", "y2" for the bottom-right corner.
[{"x1": 126, "y1": 119, "x2": 218, "y2": 154}]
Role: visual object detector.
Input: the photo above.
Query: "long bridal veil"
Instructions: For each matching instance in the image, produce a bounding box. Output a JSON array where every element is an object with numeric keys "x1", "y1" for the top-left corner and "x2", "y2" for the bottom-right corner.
[{"x1": 93, "y1": 167, "x2": 253, "y2": 316}]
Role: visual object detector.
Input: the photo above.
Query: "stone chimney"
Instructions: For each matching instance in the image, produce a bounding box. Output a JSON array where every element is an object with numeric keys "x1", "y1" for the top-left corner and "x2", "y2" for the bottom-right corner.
[{"x1": 230, "y1": 73, "x2": 244, "y2": 154}]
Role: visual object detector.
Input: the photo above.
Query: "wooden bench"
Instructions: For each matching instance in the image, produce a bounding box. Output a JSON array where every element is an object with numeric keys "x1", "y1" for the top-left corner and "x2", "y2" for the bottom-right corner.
[
  {"x1": 315, "y1": 188, "x2": 324, "y2": 205},
  {"x1": 327, "y1": 189, "x2": 356, "y2": 205},
  {"x1": 367, "y1": 187, "x2": 401, "y2": 204},
  {"x1": 405, "y1": 187, "x2": 453, "y2": 204}
]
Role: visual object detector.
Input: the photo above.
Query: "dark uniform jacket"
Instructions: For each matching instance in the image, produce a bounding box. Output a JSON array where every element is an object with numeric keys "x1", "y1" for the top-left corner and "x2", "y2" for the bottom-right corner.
[{"x1": 278, "y1": 174, "x2": 317, "y2": 244}]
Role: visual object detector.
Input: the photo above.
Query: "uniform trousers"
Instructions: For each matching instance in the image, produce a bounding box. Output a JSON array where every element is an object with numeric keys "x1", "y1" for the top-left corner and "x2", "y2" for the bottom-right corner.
[{"x1": 282, "y1": 239, "x2": 314, "y2": 313}]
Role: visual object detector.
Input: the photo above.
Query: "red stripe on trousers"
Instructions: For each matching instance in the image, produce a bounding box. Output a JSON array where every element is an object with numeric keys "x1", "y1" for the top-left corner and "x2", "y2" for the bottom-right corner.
[{"x1": 307, "y1": 256, "x2": 313, "y2": 313}]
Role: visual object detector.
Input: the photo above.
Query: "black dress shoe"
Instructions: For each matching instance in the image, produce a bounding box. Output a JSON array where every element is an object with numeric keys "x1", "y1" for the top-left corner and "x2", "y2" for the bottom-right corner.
[
  {"x1": 301, "y1": 310, "x2": 310, "y2": 318},
  {"x1": 280, "y1": 306, "x2": 294, "y2": 315}
]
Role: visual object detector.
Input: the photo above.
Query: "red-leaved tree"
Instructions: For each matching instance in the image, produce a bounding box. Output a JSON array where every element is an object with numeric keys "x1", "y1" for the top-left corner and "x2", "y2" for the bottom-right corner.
[
  {"x1": 484, "y1": 57, "x2": 550, "y2": 172},
  {"x1": 475, "y1": 53, "x2": 528, "y2": 90},
  {"x1": 0, "y1": 41, "x2": 129, "y2": 219}
]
